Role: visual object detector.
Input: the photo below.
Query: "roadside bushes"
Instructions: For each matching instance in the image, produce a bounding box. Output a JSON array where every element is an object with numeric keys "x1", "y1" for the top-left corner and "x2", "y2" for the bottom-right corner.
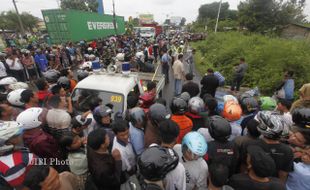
[{"x1": 191, "y1": 32, "x2": 310, "y2": 95}]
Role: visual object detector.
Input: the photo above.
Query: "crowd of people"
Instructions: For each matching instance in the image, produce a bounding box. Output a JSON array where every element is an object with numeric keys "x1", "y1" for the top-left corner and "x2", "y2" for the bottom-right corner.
[{"x1": 0, "y1": 31, "x2": 309, "y2": 190}]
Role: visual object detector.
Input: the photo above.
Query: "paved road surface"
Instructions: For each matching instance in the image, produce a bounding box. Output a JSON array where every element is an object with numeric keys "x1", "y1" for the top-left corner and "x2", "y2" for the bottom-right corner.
[{"x1": 161, "y1": 49, "x2": 228, "y2": 106}]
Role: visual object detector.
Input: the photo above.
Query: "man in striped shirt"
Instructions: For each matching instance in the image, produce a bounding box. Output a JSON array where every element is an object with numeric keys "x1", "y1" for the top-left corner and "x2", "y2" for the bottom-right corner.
[{"x1": 0, "y1": 121, "x2": 36, "y2": 189}]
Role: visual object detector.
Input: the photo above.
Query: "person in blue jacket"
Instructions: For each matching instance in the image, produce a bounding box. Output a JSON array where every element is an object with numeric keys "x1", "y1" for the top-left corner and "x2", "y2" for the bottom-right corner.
[{"x1": 34, "y1": 49, "x2": 48, "y2": 73}]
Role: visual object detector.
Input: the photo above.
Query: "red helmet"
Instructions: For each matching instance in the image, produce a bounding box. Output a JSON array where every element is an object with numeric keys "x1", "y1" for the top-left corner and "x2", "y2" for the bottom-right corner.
[{"x1": 222, "y1": 100, "x2": 242, "y2": 121}]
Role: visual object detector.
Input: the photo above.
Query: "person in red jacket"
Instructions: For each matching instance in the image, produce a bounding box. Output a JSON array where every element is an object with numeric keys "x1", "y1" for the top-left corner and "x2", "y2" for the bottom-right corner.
[
  {"x1": 35, "y1": 78, "x2": 52, "y2": 107},
  {"x1": 170, "y1": 97, "x2": 193, "y2": 144},
  {"x1": 16, "y1": 108, "x2": 63, "y2": 166}
]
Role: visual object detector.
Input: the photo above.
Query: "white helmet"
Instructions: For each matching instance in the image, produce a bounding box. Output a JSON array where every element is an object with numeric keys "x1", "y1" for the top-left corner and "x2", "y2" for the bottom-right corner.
[
  {"x1": 188, "y1": 97, "x2": 205, "y2": 114},
  {"x1": 81, "y1": 61, "x2": 92, "y2": 69},
  {"x1": 0, "y1": 121, "x2": 23, "y2": 147},
  {"x1": 8, "y1": 82, "x2": 29, "y2": 91},
  {"x1": 7, "y1": 89, "x2": 26, "y2": 107},
  {"x1": 16, "y1": 107, "x2": 44, "y2": 130},
  {"x1": 116, "y1": 53, "x2": 125, "y2": 62},
  {"x1": 135, "y1": 52, "x2": 144, "y2": 61},
  {"x1": 223, "y1": 95, "x2": 238, "y2": 104},
  {"x1": 87, "y1": 47, "x2": 93, "y2": 51},
  {"x1": 0, "y1": 77, "x2": 17, "y2": 86}
]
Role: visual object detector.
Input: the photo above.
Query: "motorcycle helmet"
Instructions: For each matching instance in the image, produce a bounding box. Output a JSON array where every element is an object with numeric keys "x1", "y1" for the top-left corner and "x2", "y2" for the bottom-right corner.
[
  {"x1": 149, "y1": 103, "x2": 171, "y2": 125},
  {"x1": 16, "y1": 107, "x2": 45, "y2": 130},
  {"x1": 222, "y1": 100, "x2": 242, "y2": 121},
  {"x1": 77, "y1": 70, "x2": 89, "y2": 81},
  {"x1": 43, "y1": 69, "x2": 60, "y2": 84},
  {"x1": 188, "y1": 97, "x2": 205, "y2": 114},
  {"x1": 208, "y1": 115, "x2": 232, "y2": 141},
  {"x1": 170, "y1": 97, "x2": 187, "y2": 115},
  {"x1": 0, "y1": 77, "x2": 17, "y2": 86},
  {"x1": 182, "y1": 132, "x2": 208, "y2": 157},
  {"x1": 178, "y1": 92, "x2": 191, "y2": 103},
  {"x1": 129, "y1": 107, "x2": 146, "y2": 128},
  {"x1": 57, "y1": 76, "x2": 71, "y2": 90},
  {"x1": 138, "y1": 146, "x2": 179, "y2": 181},
  {"x1": 7, "y1": 89, "x2": 26, "y2": 106},
  {"x1": 0, "y1": 121, "x2": 23, "y2": 151},
  {"x1": 240, "y1": 96, "x2": 259, "y2": 114},
  {"x1": 255, "y1": 111, "x2": 287, "y2": 139},
  {"x1": 8, "y1": 82, "x2": 29, "y2": 91},
  {"x1": 259, "y1": 97, "x2": 277, "y2": 111},
  {"x1": 93, "y1": 105, "x2": 113, "y2": 124}
]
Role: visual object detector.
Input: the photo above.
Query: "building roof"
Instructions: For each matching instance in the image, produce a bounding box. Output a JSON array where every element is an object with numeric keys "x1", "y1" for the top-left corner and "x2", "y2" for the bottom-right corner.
[
  {"x1": 290, "y1": 23, "x2": 310, "y2": 30},
  {"x1": 75, "y1": 73, "x2": 138, "y2": 96}
]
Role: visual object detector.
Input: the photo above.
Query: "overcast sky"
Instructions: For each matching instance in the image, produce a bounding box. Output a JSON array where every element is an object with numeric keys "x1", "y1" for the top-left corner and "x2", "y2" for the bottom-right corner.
[{"x1": 0, "y1": 0, "x2": 309, "y2": 23}]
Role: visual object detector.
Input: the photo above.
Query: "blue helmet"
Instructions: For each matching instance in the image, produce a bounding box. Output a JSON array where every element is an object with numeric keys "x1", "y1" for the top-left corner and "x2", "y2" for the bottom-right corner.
[{"x1": 182, "y1": 132, "x2": 208, "y2": 157}]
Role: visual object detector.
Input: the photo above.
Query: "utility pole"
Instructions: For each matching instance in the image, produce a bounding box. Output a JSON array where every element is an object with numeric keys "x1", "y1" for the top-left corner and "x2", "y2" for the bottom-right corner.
[
  {"x1": 12, "y1": 0, "x2": 25, "y2": 35},
  {"x1": 214, "y1": 0, "x2": 222, "y2": 33},
  {"x1": 112, "y1": 0, "x2": 117, "y2": 35}
]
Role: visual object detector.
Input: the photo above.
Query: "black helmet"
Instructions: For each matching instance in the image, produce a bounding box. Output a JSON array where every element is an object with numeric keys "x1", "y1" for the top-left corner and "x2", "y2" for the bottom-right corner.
[
  {"x1": 138, "y1": 146, "x2": 179, "y2": 181},
  {"x1": 149, "y1": 103, "x2": 171, "y2": 125},
  {"x1": 256, "y1": 111, "x2": 288, "y2": 140},
  {"x1": 240, "y1": 96, "x2": 259, "y2": 114},
  {"x1": 44, "y1": 69, "x2": 60, "y2": 83},
  {"x1": 57, "y1": 76, "x2": 71, "y2": 90},
  {"x1": 170, "y1": 97, "x2": 187, "y2": 115},
  {"x1": 208, "y1": 115, "x2": 232, "y2": 141},
  {"x1": 129, "y1": 107, "x2": 146, "y2": 128},
  {"x1": 77, "y1": 70, "x2": 89, "y2": 81},
  {"x1": 292, "y1": 108, "x2": 310, "y2": 133}
]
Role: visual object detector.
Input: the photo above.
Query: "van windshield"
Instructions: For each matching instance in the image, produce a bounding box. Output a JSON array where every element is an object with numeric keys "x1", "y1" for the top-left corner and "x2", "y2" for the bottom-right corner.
[{"x1": 71, "y1": 88, "x2": 124, "y2": 115}]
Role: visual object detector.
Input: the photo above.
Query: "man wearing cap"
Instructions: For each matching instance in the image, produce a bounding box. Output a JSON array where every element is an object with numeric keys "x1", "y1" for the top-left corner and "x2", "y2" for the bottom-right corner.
[{"x1": 229, "y1": 145, "x2": 286, "y2": 190}]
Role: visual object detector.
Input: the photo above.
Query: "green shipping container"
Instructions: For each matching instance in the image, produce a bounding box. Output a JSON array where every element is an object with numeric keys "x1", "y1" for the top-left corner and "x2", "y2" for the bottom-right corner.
[{"x1": 42, "y1": 9, "x2": 125, "y2": 44}]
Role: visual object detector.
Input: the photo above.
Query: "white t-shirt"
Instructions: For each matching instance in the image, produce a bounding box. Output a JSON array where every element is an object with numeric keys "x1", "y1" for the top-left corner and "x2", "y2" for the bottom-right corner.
[
  {"x1": 164, "y1": 162, "x2": 186, "y2": 190},
  {"x1": 0, "y1": 61, "x2": 7, "y2": 77},
  {"x1": 112, "y1": 137, "x2": 136, "y2": 171},
  {"x1": 173, "y1": 144, "x2": 208, "y2": 190},
  {"x1": 6, "y1": 58, "x2": 23, "y2": 70}
]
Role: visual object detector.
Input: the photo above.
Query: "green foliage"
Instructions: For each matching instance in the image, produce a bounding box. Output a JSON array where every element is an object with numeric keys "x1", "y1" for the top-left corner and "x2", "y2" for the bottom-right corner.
[
  {"x1": 60, "y1": 0, "x2": 98, "y2": 12},
  {"x1": 0, "y1": 11, "x2": 38, "y2": 32},
  {"x1": 198, "y1": 2, "x2": 237, "y2": 22},
  {"x1": 191, "y1": 32, "x2": 310, "y2": 95},
  {"x1": 238, "y1": 0, "x2": 307, "y2": 33}
]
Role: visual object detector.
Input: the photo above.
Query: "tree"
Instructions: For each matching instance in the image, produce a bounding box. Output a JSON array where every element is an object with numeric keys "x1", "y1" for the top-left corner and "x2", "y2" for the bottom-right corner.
[
  {"x1": 198, "y1": 2, "x2": 237, "y2": 22},
  {"x1": 238, "y1": 0, "x2": 306, "y2": 33},
  {"x1": 180, "y1": 17, "x2": 186, "y2": 26},
  {"x1": 0, "y1": 11, "x2": 38, "y2": 32},
  {"x1": 60, "y1": 0, "x2": 98, "y2": 12}
]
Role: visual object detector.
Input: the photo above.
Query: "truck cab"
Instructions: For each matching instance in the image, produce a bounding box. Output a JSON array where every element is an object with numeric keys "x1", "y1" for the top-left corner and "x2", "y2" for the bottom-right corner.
[{"x1": 71, "y1": 71, "x2": 165, "y2": 115}]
